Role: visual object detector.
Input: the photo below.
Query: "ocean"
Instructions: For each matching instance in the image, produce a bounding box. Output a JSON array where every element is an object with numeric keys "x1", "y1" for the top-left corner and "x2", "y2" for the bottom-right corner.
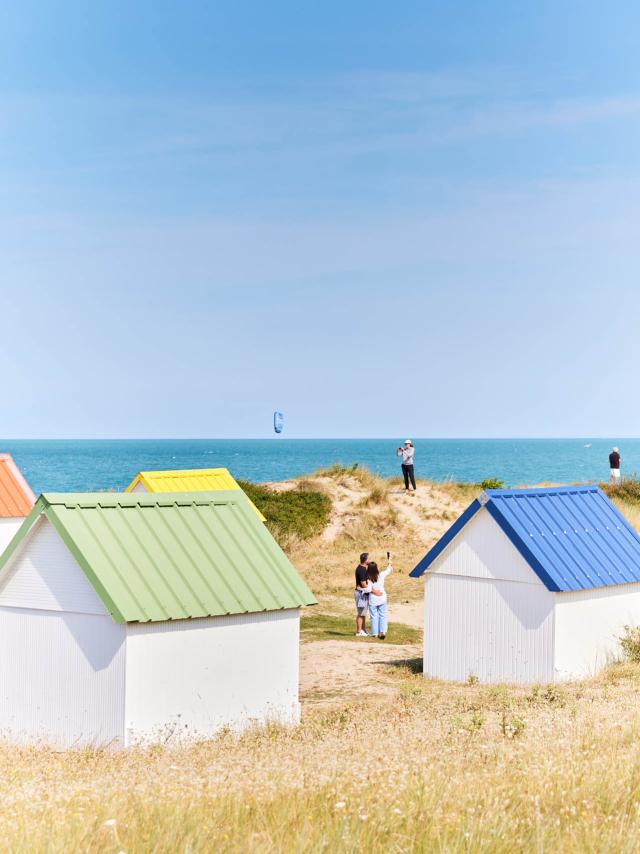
[{"x1": 0, "y1": 438, "x2": 635, "y2": 494}]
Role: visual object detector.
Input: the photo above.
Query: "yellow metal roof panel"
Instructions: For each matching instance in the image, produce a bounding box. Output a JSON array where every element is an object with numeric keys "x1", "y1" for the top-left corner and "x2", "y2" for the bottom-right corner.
[{"x1": 125, "y1": 468, "x2": 266, "y2": 521}]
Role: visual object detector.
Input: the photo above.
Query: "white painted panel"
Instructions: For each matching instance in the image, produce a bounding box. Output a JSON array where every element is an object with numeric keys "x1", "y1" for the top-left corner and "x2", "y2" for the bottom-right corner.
[
  {"x1": 0, "y1": 517, "x2": 108, "y2": 615},
  {"x1": 124, "y1": 609, "x2": 300, "y2": 744},
  {"x1": 0, "y1": 518, "x2": 24, "y2": 554},
  {"x1": 429, "y1": 508, "x2": 543, "y2": 585},
  {"x1": 554, "y1": 583, "x2": 640, "y2": 679},
  {"x1": 0, "y1": 607, "x2": 125, "y2": 747},
  {"x1": 130, "y1": 482, "x2": 147, "y2": 493},
  {"x1": 423, "y1": 574, "x2": 555, "y2": 683}
]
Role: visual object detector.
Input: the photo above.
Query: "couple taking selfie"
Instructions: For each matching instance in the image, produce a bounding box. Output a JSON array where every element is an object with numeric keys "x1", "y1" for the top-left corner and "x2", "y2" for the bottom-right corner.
[{"x1": 354, "y1": 551, "x2": 393, "y2": 638}]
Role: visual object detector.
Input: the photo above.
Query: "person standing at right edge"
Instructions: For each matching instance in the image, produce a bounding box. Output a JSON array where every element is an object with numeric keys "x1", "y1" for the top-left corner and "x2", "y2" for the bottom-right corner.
[
  {"x1": 609, "y1": 446, "x2": 621, "y2": 484},
  {"x1": 397, "y1": 439, "x2": 416, "y2": 492}
]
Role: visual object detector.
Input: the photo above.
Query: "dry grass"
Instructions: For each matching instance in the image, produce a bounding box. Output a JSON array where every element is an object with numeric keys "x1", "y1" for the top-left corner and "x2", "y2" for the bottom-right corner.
[{"x1": 5, "y1": 663, "x2": 640, "y2": 851}]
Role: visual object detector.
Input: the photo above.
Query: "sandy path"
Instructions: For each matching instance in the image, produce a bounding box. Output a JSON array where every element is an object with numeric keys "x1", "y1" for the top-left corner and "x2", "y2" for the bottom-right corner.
[
  {"x1": 389, "y1": 599, "x2": 423, "y2": 629},
  {"x1": 300, "y1": 639, "x2": 421, "y2": 707}
]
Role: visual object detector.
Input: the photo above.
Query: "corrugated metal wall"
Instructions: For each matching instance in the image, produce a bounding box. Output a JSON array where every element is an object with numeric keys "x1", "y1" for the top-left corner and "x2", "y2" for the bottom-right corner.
[
  {"x1": 424, "y1": 574, "x2": 555, "y2": 682},
  {"x1": 0, "y1": 607, "x2": 125, "y2": 747},
  {"x1": 124, "y1": 609, "x2": 300, "y2": 744},
  {"x1": 430, "y1": 508, "x2": 542, "y2": 584},
  {"x1": 0, "y1": 518, "x2": 125, "y2": 747},
  {"x1": 554, "y1": 582, "x2": 640, "y2": 679},
  {"x1": 0, "y1": 518, "x2": 108, "y2": 615},
  {"x1": 424, "y1": 509, "x2": 555, "y2": 683}
]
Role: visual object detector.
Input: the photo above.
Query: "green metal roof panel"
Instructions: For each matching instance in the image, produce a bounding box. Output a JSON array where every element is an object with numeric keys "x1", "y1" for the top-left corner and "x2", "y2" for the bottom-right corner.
[{"x1": 0, "y1": 491, "x2": 317, "y2": 623}]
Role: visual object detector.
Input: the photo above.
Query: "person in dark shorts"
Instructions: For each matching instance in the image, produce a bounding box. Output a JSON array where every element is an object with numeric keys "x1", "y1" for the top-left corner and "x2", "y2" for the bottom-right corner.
[
  {"x1": 396, "y1": 439, "x2": 416, "y2": 492},
  {"x1": 609, "y1": 447, "x2": 621, "y2": 484},
  {"x1": 354, "y1": 552, "x2": 369, "y2": 636}
]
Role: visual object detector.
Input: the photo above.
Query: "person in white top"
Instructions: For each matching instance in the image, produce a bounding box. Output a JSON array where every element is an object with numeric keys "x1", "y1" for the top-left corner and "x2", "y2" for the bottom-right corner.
[
  {"x1": 396, "y1": 439, "x2": 416, "y2": 492},
  {"x1": 363, "y1": 559, "x2": 393, "y2": 639}
]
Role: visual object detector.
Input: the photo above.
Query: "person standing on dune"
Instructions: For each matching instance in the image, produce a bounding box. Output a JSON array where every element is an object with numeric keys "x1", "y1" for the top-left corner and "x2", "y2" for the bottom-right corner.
[{"x1": 397, "y1": 439, "x2": 416, "y2": 492}]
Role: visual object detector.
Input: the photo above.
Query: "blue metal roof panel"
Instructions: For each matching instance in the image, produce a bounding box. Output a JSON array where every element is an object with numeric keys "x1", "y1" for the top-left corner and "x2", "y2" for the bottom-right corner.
[
  {"x1": 485, "y1": 485, "x2": 640, "y2": 591},
  {"x1": 411, "y1": 484, "x2": 640, "y2": 591}
]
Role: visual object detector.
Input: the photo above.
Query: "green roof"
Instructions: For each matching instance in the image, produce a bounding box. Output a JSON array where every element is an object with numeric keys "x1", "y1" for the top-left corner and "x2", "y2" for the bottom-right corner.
[{"x1": 0, "y1": 491, "x2": 317, "y2": 624}]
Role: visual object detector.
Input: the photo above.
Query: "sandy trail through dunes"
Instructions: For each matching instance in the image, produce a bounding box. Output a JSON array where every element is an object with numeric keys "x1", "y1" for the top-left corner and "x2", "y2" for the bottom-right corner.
[
  {"x1": 262, "y1": 472, "x2": 474, "y2": 708},
  {"x1": 300, "y1": 638, "x2": 421, "y2": 708}
]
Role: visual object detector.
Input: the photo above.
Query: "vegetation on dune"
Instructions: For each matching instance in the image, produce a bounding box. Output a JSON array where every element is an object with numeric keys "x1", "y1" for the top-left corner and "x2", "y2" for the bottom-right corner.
[
  {"x1": 238, "y1": 480, "x2": 331, "y2": 540},
  {"x1": 301, "y1": 613, "x2": 421, "y2": 645},
  {"x1": 602, "y1": 475, "x2": 640, "y2": 504}
]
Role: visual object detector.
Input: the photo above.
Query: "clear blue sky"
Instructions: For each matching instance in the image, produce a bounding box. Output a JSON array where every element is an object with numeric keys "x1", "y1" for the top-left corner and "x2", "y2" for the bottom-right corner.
[{"x1": 2, "y1": 1, "x2": 639, "y2": 438}]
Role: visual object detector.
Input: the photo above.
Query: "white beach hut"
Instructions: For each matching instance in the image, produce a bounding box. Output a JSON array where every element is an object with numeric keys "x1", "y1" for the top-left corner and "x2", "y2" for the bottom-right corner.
[
  {"x1": 0, "y1": 453, "x2": 36, "y2": 550},
  {"x1": 0, "y1": 490, "x2": 316, "y2": 748},
  {"x1": 410, "y1": 485, "x2": 640, "y2": 683}
]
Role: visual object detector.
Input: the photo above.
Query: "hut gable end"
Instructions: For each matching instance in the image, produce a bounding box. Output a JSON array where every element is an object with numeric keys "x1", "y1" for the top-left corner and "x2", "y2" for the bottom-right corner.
[
  {"x1": 429, "y1": 508, "x2": 544, "y2": 586},
  {"x1": 0, "y1": 516, "x2": 108, "y2": 616}
]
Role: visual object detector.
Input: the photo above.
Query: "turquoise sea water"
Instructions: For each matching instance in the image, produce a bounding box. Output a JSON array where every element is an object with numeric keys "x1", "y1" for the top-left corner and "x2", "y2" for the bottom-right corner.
[{"x1": 0, "y1": 438, "x2": 636, "y2": 494}]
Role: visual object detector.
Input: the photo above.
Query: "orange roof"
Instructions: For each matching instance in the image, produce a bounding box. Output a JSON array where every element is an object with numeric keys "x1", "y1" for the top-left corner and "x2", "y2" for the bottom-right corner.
[{"x1": 0, "y1": 454, "x2": 36, "y2": 518}]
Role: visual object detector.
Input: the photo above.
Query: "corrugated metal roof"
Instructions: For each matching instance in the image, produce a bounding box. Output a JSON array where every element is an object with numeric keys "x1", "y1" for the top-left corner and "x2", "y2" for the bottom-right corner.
[
  {"x1": 126, "y1": 468, "x2": 266, "y2": 521},
  {"x1": 0, "y1": 491, "x2": 316, "y2": 623},
  {"x1": 411, "y1": 485, "x2": 640, "y2": 592},
  {"x1": 0, "y1": 454, "x2": 36, "y2": 518}
]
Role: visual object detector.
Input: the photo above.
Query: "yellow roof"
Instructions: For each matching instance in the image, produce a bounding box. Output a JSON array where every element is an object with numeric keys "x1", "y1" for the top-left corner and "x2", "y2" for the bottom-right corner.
[{"x1": 125, "y1": 468, "x2": 266, "y2": 521}]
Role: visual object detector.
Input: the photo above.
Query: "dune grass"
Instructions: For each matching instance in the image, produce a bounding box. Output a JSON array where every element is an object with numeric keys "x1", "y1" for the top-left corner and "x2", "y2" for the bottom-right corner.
[
  {"x1": 4, "y1": 662, "x2": 640, "y2": 851},
  {"x1": 301, "y1": 612, "x2": 421, "y2": 645}
]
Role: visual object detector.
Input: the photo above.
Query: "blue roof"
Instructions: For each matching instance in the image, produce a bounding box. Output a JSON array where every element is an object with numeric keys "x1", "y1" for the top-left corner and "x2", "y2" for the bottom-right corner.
[{"x1": 410, "y1": 485, "x2": 640, "y2": 592}]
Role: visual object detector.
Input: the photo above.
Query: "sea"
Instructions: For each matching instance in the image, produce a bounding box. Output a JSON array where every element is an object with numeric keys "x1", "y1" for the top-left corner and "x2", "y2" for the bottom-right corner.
[{"x1": 0, "y1": 438, "x2": 635, "y2": 494}]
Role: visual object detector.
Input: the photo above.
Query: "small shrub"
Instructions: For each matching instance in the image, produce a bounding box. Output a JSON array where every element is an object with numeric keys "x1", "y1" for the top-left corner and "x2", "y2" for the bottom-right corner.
[
  {"x1": 619, "y1": 625, "x2": 640, "y2": 662},
  {"x1": 469, "y1": 709, "x2": 485, "y2": 730},
  {"x1": 527, "y1": 684, "x2": 566, "y2": 707},
  {"x1": 467, "y1": 674, "x2": 479, "y2": 685},
  {"x1": 501, "y1": 710, "x2": 526, "y2": 739},
  {"x1": 238, "y1": 480, "x2": 331, "y2": 540},
  {"x1": 479, "y1": 478, "x2": 505, "y2": 490}
]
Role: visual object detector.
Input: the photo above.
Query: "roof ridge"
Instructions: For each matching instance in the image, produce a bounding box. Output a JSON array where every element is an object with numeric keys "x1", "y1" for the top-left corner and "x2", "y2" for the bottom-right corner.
[{"x1": 485, "y1": 484, "x2": 600, "y2": 496}]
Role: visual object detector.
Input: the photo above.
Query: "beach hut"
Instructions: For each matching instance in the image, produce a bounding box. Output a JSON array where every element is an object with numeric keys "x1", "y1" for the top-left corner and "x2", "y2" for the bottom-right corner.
[
  {"x1": 0, "y1": 453, "x2": 36, "y2": 549},
  {"x1": 126, "y1": 467, "x2": 266, "y2": 521},
  {"x1": 411, "y1": 485, "x2": 640, "y2": 684},
  {"x1": 0, "y1": 490, "x2": 316, "y2": 748}
]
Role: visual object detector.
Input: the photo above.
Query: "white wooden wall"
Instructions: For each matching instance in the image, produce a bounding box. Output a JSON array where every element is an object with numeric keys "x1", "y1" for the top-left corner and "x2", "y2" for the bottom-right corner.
[
  {"x1": 423, "y1": 509, "x2": 555, "y2": 683},
  {"x1": 554, "y1": 582, "x2": 640, "y2": 679},
  {"x1": 0, "y1": 518, "x2": 125, "y2": 747},
  {"x1": 124, "y1": 609, "x2": 301, "y2": 744}
]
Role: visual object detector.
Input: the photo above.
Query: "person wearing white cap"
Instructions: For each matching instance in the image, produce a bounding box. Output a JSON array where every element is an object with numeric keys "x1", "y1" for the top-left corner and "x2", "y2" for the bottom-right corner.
[
  {"x1": 396, "y1": 439, "x2": 416, "y2": 492},
  {"x1": 609, "y1": 447, "x2": 621, "y2": 484}
]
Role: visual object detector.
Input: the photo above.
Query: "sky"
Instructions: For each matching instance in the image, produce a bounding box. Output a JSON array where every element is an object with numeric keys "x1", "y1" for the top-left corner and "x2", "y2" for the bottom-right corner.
[{"x1": 1, "y1": 1, "x2": 640, "y2": 438}]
